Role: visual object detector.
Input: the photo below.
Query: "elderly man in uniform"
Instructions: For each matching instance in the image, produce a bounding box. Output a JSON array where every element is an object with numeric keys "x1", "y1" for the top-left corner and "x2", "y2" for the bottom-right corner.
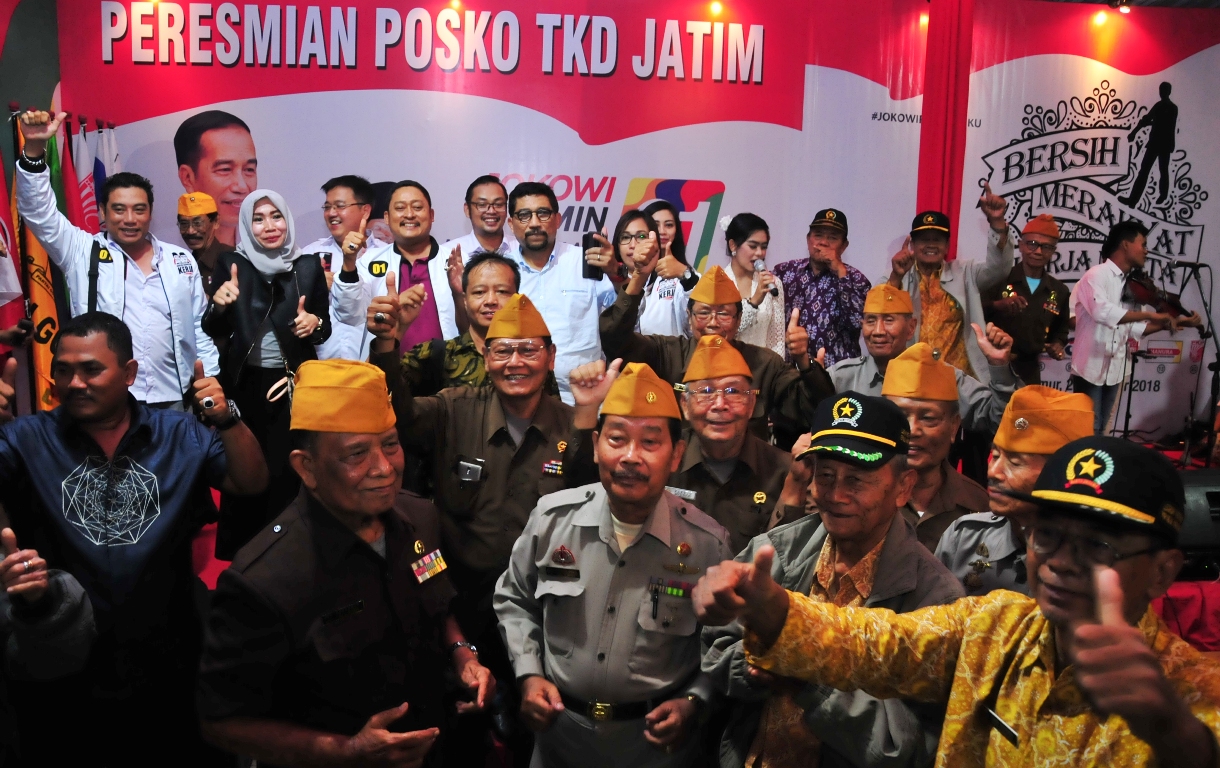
[
  {"x1": 694, "y1": 436, "x2": 1220, "y2": 767},
  {"x1": 702, "y1": 391, "x2": 964, "y2": 768},
  {"x1": 602, "y1": 264, "x2": 833, "y2": 446},
  {"x1": 176, "y1": 191, "x2": 226, "y2": 293},
  {"x1": 368, "y1": 290, "x2": 581, "y2": 762},
  {"x1": 881, "y1": 343, "x2": 989, "y2": 550},
  {"x1": 495, "y1": 363, "x2": 731, "y2": 767},
  {"x1": 197, "y1": 360, "x2": 492, "y2": 767},
  {"x1": 981, "y1": 215, "x2": 1071, "y2": 385},
  {"x1": 936, "y1": 386, "x2": 1094, "y2": 595},
  {"x1": 670, "y1": 335, "x2": 803, "y2": 552},
  {"x1": 829, "y1": 284, "x2": 1019, "y2": 433}
]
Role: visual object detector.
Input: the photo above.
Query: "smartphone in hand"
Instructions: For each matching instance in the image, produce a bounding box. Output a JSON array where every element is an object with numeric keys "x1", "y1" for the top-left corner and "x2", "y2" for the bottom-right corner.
[{"x1": 582, "y1": 232, "x2": 603, "y2": 280}]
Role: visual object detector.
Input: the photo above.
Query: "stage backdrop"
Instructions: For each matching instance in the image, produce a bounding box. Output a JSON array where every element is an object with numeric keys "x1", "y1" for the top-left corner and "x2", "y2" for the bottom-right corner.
[
  {"x1": 54, "y1": 0, "x2": 934, "y2": 286},
  {"x1": 956, "y1": 0, "x2": 1220, "y2": 440}
]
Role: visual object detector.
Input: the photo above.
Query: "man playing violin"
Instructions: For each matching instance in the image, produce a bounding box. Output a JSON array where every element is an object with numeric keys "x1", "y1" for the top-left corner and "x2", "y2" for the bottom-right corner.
[{"x1": 1070, "y1": 219, "x2": 1203, "y2": 433}]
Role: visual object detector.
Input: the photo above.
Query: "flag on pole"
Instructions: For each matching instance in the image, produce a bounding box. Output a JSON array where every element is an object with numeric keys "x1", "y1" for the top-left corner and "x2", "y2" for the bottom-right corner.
[
  {"x1": 0, "y1": 140, "x2": 24, "y2": 353},
  {"x1": 72, "y1": 118, "x2": 99, "y2": 233}
]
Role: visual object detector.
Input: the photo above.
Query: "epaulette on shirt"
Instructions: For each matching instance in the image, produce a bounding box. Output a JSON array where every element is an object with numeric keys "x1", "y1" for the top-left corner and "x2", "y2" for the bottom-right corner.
[
  {"x1": 537, "y1": 484, "x2": 600, "y2": 516},
  {"x1": 229, "y1": 513, "x2": 299, "y2": 572},
  {"x1": 663, "y1": 492, "x2": 730, "y2": 548},
  {"x1": 827, "y1": 355, "x2": 867, "y2": 373}
]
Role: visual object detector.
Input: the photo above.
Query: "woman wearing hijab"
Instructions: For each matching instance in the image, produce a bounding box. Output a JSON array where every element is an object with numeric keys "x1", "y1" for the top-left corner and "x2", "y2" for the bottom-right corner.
[{"x1": 203, "y1": 190, "x2": 331, "y2": 559}]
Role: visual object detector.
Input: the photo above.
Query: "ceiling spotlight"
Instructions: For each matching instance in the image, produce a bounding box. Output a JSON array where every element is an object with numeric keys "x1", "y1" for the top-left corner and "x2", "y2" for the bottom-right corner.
[{"x1": 1107, "y1": 0, "x2": 1131, "y2": 12}]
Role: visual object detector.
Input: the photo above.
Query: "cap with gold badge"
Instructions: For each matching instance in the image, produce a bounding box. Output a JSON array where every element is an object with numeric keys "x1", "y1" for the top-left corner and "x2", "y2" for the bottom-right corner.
[
  {"x1": 993, "y1": 385, "x2": 1093, "y2": 456},
  {"x1": 290, "y1": 359, "x2": 396, "y2": 434},
  {"x1": 799, "y1": 390, "x2": 910, "y2": 468},
  {"x1": 682, "y1": 335, "x2": 753, "y2": 383},
  {"x1": 808, "y1": 208, "x2": 848, "y2": 237},
  {"x1": 601, "y1": 363, "x2": 682, "y2": 420},
  {"x1": 486, "y1": 293, "x2": 551, "y2": 341},
  {"x1": 863, "y1": 283, "x2": 914, "y2": 315},
  {"x1": 1007, "y1": 436, "x2": 1185, "y2": 543},
  {"x1": 910, "y1": 210, "x2": 951, "y2": 236},
  {"x1": 880, "y1": 342, "x2": 958, "y2": 402},
  {"x1": 688, "y1": 265, "x2": 743, "y2": 306},
  {"x1": 178, "y1": 192, "x2": 218, "y2": 218}
]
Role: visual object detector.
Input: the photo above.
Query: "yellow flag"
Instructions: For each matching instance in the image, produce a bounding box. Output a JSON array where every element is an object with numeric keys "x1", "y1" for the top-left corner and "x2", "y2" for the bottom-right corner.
[{"x1": 12, "y1": 132, "x2": 60, "y2": 411}]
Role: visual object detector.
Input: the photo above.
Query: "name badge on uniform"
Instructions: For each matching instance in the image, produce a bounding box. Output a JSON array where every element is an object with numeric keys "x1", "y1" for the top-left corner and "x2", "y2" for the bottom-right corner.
[
  {"x1": 412, "y1": 549, "x2": 448, "y2": 584},
  {"x1": 665, "y1": 486, "x2": 697, "y2": 501},
  {"x1": 542, "y1": 459, "x2": 563, "y2": 476},
  {"x1": 173, "y1": 253, "x2": 196, "y2": 275}
]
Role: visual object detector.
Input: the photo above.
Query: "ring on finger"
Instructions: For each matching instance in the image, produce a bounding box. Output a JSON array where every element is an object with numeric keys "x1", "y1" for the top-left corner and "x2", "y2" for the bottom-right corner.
[
  {"x1": 374, "y1": 312, "x2": 387, "y2": 324},
  {"x1": 201, "y1": 396, "x2": 216, "y2": 410},
  {"x1": 23, "y1": 560, "x2": 32, "y2": 573}
]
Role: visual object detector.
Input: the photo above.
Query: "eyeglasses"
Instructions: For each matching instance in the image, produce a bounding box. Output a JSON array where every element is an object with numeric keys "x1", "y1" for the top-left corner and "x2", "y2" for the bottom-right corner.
[
  {"x1": 1021, "y1": 239, "x2": 1057, "y2": 254},
  {"x1": 321, "y1": 202, "x2": 364, "y2": 213},
  {"x1": 619, "y1": 231, "x2": 652, "y2": 245},
  {"x1": 1026, "y1": 524, "x2": 1161, "y2": 568},
  {"x1": 177, "y1": 217, "x2": 211, "y2": 232},
  {"x1": 487, "y1": 341, "x2": 546, "y2": 362},
  {"x1": 686, "y1": 386, "x2": 759, "y2": 406},
  {"x1": 470, "y1": 201, "x2": 507, "y2": 213},
  {"x1": 513, "y1": 208, "x2": 555, "y2": 223},
  {"x1": 691, "y1": 309, "x2": 737, "y2": 322}
]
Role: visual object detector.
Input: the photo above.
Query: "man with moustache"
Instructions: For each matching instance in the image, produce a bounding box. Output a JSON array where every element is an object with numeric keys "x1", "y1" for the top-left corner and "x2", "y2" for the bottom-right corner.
[
  {"x1": 702, "y1": 392, "x2": 963, "y2": 768},
  {"x1": 176, "y1": 191, "x2": 226, "y2": 292},
  {"x1": 505, "y1": 181, "x2": 618, "y2": 404},
  {"x1": 694, "y1": 436, "x2": 1220, "y2": 767},
  {"x1": 439, "y1": 175, "x2": 519, "y2": 262},
  {"x1": 299, "y1": 175, "x2": 385, "y2": 359},
  {"x1": 495, "y1": 363, "x2": 731, "y2": 767},
  {"x1": 602, "y1": 262, "x2": 834, "y2": 445},
  {"x1": 174, "y1": 110, "x2": 258, "y2": 248},
  {"x1": 882, "y1": 343, "x2": 990, "y2": 550},
  {"x1": 197, "y1": 360, "x2": 492, "y2": 768},
  {"x1": 0, "y1": 311, "x2": 266, "y2": 765},
  {"x1": 936, "y1": 386, "x2": 1094, "y2": 595},
  {"x1": 1071, "y1": 219, "x2": 1202, "y2": 433},
  {"x1": 981, "y1": 215, "x2": 1072, "y2": 385},
  {"x1": 827, "y1": 284, "x2": 1019, "y2": 432},
  {"x1": 333, "y1": 181, "x2": 465, "y2": 361}
]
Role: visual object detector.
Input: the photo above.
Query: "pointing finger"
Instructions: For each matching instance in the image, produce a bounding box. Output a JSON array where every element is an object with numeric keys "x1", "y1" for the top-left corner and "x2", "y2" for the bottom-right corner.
[
  {"x1": 983, "y1": 181, "x2": 994, "y2": 197},
  {"x1": 1, "y1": 528, "x2": 17, "y2": 558},
  {"x1": 902, "y1": 235, "x2": 912, "y2": 253},
  {"x1": 1094, "y1": 566, "x2": 1126, "y2": 627}
]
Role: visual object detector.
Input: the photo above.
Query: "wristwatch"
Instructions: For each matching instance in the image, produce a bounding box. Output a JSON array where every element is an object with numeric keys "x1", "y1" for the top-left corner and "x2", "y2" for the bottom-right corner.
[
  {"x1": 213, "y1": 399, "x2": 242, "y2": 431},
  {"x1": 449, "y1": 641, "x2": 478, "y2": 658},
  {"x1": 682, "y1": 268, "x2": 693, "y2": 280}
]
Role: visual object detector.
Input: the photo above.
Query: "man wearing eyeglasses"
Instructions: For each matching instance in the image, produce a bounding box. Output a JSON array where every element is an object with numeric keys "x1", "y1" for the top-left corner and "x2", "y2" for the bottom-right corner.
[
  {"x1": 668, "y1": 335, "x2": 802, "y2": 553},
  {"x1": 439, "y1": 175, "x2": 519, "y2": 264},
  {"x1": 301, "y1": 175, "x2": 385, "y2": 360},
  {"x1": 367, "y1": 292, "x2": 584, "y2": 765},
  {"x1": 980, "y1": 215, "x2": 1072, "y2": 385},
  {"x1": 176, "y1": 192, "x2": 226, "y2": 294},
  {"x1": 694, "y1": 435, "x2": 1220, "y2": 767},
  {"x1": 500, "y1": 181, "x2": 617, "y2": 406}
]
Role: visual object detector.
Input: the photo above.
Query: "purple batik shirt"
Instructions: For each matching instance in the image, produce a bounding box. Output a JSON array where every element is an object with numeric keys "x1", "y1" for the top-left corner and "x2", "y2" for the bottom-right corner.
[{"x1": 773, "y1": 258, "x2": 871, "y2": 367}]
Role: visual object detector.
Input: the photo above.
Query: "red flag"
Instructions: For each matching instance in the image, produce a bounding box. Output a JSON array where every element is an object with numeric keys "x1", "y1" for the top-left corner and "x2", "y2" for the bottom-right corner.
[{"x1": 59, "y1": 118, "x2": 87, "y2": 228}]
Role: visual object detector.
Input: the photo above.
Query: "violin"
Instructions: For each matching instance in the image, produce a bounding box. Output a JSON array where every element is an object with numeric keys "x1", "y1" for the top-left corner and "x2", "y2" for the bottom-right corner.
[{"x1": 1124, "y1": 267, "x2": 1191, "y2": 318}]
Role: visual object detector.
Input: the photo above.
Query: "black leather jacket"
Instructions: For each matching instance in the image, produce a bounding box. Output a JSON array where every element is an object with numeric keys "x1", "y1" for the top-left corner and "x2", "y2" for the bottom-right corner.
[{"x1": 202, "y1": 251, "x2": 331, "y2": 384}]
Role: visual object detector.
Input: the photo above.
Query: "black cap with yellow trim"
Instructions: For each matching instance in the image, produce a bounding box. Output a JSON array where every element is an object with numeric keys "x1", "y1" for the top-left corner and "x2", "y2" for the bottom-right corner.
[
  {"x1": 1007, "y1": 436, "x2": 1185, "y2": 544},
  {"x1": 799, "y1": 391, "x2": 910, "y2": 468},
  {"x1": 910, "y1": 210, "x2": 951, "y2": 236},
  {"x1": 809, "y1": 208, "x2": 848, "y2": 237}
]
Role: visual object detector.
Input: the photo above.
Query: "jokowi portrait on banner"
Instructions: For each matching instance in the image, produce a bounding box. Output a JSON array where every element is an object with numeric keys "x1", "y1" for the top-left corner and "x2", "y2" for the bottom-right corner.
[{"x1": 174, "y1": 110, "x2": 258, "y2": 248}]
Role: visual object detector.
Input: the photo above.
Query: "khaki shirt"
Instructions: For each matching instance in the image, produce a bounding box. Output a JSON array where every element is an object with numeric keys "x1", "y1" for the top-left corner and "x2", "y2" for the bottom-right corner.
[
  {"x1": 826, "y1": 354, "x2": 1019, "y2": 433},
  {"x1": 373, "y1": 351, "x2": 580, "y2": 578},
  {"x1": 935, "y1": 511, "x2": 1029, "y2": 597},
  {"x1": 902, "y1": 460, "x2": 989, "y2": 551},
  {"x1": 666, "y1": 432, "x2": 798, "y2": 555},
  {"x1": 599, "y1": 291, "x2": 834, "y2": 439},
  {"x1": 494, "y1": 483, "x2": 731, "y2": 704}
]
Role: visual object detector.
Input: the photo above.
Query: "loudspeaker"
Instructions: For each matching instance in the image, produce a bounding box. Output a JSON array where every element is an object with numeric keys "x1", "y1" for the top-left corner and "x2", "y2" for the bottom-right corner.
[{"x1": 1179, "y1": 469, "x2": 1220, "y2": 580}]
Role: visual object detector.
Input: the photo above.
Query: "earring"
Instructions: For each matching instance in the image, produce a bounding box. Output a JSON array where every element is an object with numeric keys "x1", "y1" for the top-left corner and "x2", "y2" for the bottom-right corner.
[{"x1": 731, "y1": 250, "x2": 736, "y2": 257}]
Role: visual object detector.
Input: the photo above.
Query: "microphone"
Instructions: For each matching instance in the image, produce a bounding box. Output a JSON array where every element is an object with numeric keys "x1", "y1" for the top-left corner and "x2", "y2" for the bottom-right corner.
[
  {"x1": 1171, "y1": 260, "x2": 1208, "y2": 271},
  {"x1": 753, "y1": 259, "x2": 778, "y2": 296}
]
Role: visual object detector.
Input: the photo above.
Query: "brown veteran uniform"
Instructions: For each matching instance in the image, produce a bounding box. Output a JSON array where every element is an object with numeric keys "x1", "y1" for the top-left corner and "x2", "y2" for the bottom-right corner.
[
  {"x1": 197, "y1": 361, "x2": 456, "y2": 766},
  {"x1": 900, "y1": 460, "x2": 989, "y2": 552},
  {"x1": 600, "y1": 269, "x2": 834, "y2": 442}
]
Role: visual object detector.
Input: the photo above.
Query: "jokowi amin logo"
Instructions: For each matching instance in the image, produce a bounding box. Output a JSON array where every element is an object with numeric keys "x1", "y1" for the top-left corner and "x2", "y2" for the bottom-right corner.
[
  {"x1": 623, "y1": 179, "x2": 726, "y2": 273},
  {"x1": 980, "y1": 80, "x2": 1209, "y2": 288}
]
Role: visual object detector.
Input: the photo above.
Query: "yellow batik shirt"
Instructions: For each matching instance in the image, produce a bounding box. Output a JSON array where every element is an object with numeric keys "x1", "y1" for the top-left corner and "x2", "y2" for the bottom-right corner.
[
  {"x1": 919, "y1": 268, "x2": 975, "y2": 379},
  {"x1": 745, "y1": 590, "x2": 1220, "y2": 767}
]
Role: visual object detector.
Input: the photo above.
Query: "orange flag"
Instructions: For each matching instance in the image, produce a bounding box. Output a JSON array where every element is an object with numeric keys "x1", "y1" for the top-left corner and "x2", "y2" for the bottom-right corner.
[{"x1": 13, "y1": 130, "x2": 60, "y2": 410}]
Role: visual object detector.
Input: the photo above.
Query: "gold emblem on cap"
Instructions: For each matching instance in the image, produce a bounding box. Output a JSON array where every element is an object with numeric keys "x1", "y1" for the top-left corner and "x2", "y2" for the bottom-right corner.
[
  {"x1": 676, "y1": 542, "x2": 692, "y2": 557},
  {"x1": 1015, "y1": 417, "x2": 1029, "y2": 430},
  {"x1": 931, "y1": 348, "x2": 942, "y2": 360},
  {"x1": 711, "y1": 337, "x2": 724, "y2": 346},
  {"x1": 831, "y1": 396, "x2": 864, "y2": 428},
  {"x1": 557, "y1": 440, "x2": 568, "y2": 453},
  {"x1": 826, "y1": 210, "x2": 836, "y2": 219},
  {"x1": 646, "y1": 392, "x2": 657, "y2": 403},
  {"x1": 752, "y1": 491, "x2": 766, "y2": 504},
  {"x1": 413, "y1": 540, "x2": 426, "y2": 555},
  {"x1": 924, "y1": 214, "x2": 935, "y2": 224}
]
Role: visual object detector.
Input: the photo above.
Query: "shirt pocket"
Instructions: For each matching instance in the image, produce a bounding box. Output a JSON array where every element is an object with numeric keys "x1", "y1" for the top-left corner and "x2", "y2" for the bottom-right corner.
[
  {"x1": 628, "y1": 594, "x2": 698, "y2": 680},
  {"x1": 550, "y1": 283, "x2": 599, "y2": 352},
  {"x1": 535, "y1": 578, "x2": 586, "y2": 659}
]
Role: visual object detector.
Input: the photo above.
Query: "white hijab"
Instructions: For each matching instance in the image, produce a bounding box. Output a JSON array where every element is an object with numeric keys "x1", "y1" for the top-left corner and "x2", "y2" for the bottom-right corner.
[{"x1": 236, "y1": 189, "x2": 300, "y2": 277}]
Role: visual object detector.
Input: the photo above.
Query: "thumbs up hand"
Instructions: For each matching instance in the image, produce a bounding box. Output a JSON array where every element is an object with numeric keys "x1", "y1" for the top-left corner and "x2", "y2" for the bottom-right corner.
[
  {"x1": 972, "y1": 322, "x2": 1014, "y2": 367},
  {"x1": 190, "y1": 358, "x2": 229, "y2": 422},
  {"x1": 367, "y1": 271, "x2": 402, "y2": 342},
  {"x1": 1, "y1": 527, "x2": 48, "y2": 605},
  {"x1": 786, "y1": 308, "x2": 811, "y2": 366},
  {"x1": 292, "y1": 295, "x2": 320, "y2": 339},
  {"x1": 341, "y1": 211, "x2": 371, "y2": 269},
  {"x1": 213, "y1": 263, "x2": 241, "y2": 308},
  {"x1": 0, "y1": 357, "x2": 17, "y2": 425},
  {"x1": 693, "y1": 545, "x2": 790, "y2": 645}
]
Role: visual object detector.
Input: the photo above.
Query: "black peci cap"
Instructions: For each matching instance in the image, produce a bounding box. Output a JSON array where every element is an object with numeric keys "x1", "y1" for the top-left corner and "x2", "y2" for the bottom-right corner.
[
  {"x1": 910, "y1": 210, "x2": 951, "y2": 236},
  {"x1": 799, "y1": 391, "x2": 910, "y2": 468},
  {"x1": 1006, "y1": 436, "x2": 1185, "y2": 544},
  {"x1": 809, "y1": 208, "x2": 848, "y2": 237}
]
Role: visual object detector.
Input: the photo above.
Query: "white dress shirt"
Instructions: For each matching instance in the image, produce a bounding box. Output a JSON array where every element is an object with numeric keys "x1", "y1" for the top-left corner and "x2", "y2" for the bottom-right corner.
[
  {"x1": 1070, "y1": 259, "x2": 1149, "y2": 386},
  {"x1": 507, "y1": 242, "x2": 617, "y2": 404},
  {"x1": 124, "y1": 249, "x2": 182, "y2": 403}
]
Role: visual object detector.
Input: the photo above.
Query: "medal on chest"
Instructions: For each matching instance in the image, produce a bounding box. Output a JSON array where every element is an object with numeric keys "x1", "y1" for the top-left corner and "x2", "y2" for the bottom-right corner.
[{"x1": 412, "y1": 549, "x2": 448, "y2": 583}]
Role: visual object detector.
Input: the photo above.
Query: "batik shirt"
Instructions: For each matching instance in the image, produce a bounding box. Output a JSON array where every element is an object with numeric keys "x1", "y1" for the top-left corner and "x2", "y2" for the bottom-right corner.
[
  {"x1": 773, "y1": 259, "x2": 871, "y2": 367},
  {"x1": 918, "y1": 267, "x2": 976, "y2": 379},
  {"x1": 745, "y1": 590, "x2": 1220, "y2": 767}
]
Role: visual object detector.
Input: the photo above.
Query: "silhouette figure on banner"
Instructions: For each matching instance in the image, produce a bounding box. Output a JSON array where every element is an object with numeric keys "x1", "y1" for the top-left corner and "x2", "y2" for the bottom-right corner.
[{"x1": 1120, "y1": 82, "x2": 1177, "y2": 207}]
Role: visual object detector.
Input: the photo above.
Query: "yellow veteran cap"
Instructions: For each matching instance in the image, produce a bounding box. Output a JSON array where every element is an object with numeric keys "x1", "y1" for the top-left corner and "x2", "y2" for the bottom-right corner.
[
  {"x1": 177, "y1": 192, "x2": 217, "y2": 217},
  {"x1": 290, "y1": 360, "x2": 396, "y2": 434},
  {"x1": 682, "y1": 335, "x2": 752, "y2": 383},
  {"x1": 486, "y1": 294, "x2": 551, "y2": 341},
  {"x1": 601, "y1": 363, "x2": 681, "y2": 419},
  {"x1": 993, "y1": 385, "x2": 1094, "y2": 455},
  {"x1": 688, "y1": 265, "x2": 742, "y2": 306},
  {"x1": 881, "y1": 342, "x2": 958, "y2": 401},
  {"x1": 863, "y1": 284, "x2": 914, "y2": 315}
]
